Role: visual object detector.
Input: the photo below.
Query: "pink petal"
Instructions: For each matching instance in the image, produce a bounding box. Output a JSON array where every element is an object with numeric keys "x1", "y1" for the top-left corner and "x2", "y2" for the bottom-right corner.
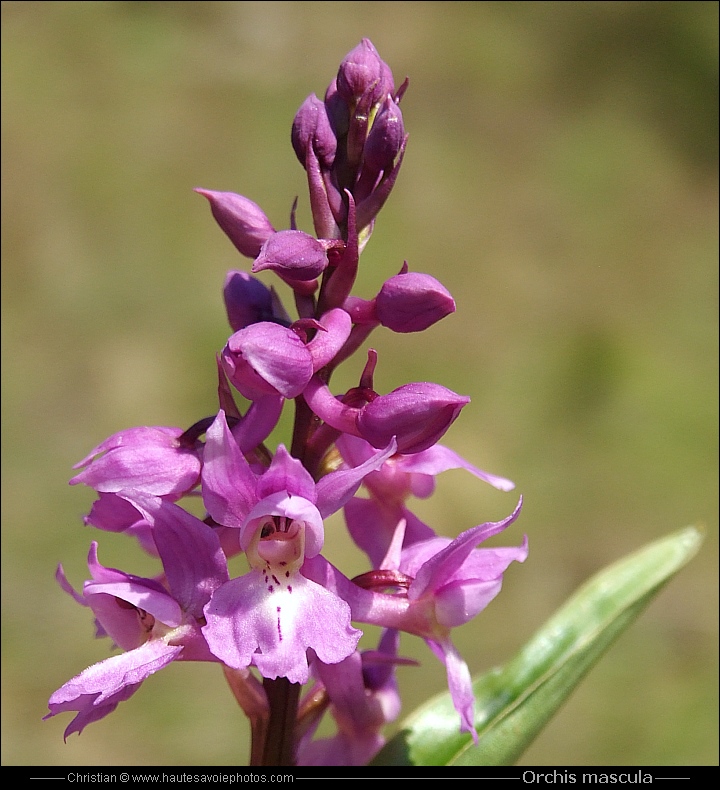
[
  {"x1": 397, "y1": 444, "x2": 515, "y2": 492},
  {"x1": 70, "y1": 427, "x2": 201, "y2": 496},
  {"x1": 45, "y1": 640, "x2": 182, "y2": 739}
]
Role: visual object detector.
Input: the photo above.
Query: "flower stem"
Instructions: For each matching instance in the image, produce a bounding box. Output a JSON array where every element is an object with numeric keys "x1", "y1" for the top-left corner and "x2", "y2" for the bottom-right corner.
[
  {"x1": 291, "y1": 395, "x2": 320, "y2": 472},
  {"x1": 258, "y1": 677, "x2": 301, "y2": 766}
]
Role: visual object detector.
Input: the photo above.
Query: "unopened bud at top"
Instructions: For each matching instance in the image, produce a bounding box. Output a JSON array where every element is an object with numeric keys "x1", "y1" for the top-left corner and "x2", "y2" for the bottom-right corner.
[{"x1": 336, "y1": 38, "x2": 394, "y2": 107}]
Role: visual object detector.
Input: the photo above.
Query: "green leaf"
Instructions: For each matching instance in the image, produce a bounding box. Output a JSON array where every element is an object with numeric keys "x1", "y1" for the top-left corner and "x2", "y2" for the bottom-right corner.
[{"x1": 372, "y1": 525, "x2": 703, "y2": 766}]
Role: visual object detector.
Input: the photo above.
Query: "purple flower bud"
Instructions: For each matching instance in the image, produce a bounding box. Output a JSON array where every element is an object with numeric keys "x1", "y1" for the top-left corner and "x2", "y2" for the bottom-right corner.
[
  {"x1": 221, "y1": 322, "x2": 314, "y2": 400},
  {"x1": 337, "y1": 39, "x2": 394, "y2": 106},
  {"x1": 355, "y1": 136, "x2": 407, "y2": 232},
  {"x1": 357, "y1": 383, "x2": 470, "y2": 454},
  {"x1": 223, "y1": 270, "x2": 275, "y2": 331},
  {"x1": 252, "y1": 230, "x2": 329, "y2": 282},
  {"x1": 291, "y1": 94, "x2": 337, "y2": 169},
  {"x1": 363, "y1": 96, "x2": 405, "y2": 175},
  {"x1": 195, "y1": 190, "x2": 275, "y2": 259},
  {"x1": 376, "y1": 271, "x2": 455, "y2": 333},
  {"x1": 324, "y1": 78, "x2": 350, "y2": 139}
]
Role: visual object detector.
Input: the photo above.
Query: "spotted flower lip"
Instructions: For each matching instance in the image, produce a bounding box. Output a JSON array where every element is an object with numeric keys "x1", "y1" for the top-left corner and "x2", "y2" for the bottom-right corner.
[
  {"x1": 203, "y1": 560, "x2": 362, "y2": 685},
  {"x1": 199, "y1": 411, "x2": 397, "y2": 684}
]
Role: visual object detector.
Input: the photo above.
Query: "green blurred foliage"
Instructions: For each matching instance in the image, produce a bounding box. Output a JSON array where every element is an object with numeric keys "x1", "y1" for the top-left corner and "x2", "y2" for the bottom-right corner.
[{"x1": 2, "y1": 0, "x2": 717, "y2": 766}]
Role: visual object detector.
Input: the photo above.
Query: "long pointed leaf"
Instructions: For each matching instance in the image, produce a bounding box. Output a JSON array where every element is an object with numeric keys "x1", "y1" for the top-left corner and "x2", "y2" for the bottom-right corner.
[{"x1": 372, "y1": 525, "x2": 703, "y2": 766}]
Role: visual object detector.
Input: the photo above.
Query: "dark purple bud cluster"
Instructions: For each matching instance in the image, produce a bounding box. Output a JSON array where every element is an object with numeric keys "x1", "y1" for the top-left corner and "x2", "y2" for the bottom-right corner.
[{"x1": 292, "y1": 38, "x2": 407, "y2": 247}]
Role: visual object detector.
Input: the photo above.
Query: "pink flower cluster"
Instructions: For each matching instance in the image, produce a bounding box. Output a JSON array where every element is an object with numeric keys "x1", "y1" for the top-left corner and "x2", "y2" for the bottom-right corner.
[{"x1": 47, "y1": 39, "x2": 526, "y2": 766}]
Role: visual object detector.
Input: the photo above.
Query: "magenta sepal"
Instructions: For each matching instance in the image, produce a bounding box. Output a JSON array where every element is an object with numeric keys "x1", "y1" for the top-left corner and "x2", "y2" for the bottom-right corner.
[
  {"x1": 45, "y1": 640, "x2": 183, "y2": 741},
  {"x1": 70, "y1": 426, "x2": 202, "y2": 497}
]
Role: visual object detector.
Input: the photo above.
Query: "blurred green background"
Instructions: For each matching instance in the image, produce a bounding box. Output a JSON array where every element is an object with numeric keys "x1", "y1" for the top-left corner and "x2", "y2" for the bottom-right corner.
[{"x1": 2, "y1": 0, "x2": 717, "y2": 767}]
